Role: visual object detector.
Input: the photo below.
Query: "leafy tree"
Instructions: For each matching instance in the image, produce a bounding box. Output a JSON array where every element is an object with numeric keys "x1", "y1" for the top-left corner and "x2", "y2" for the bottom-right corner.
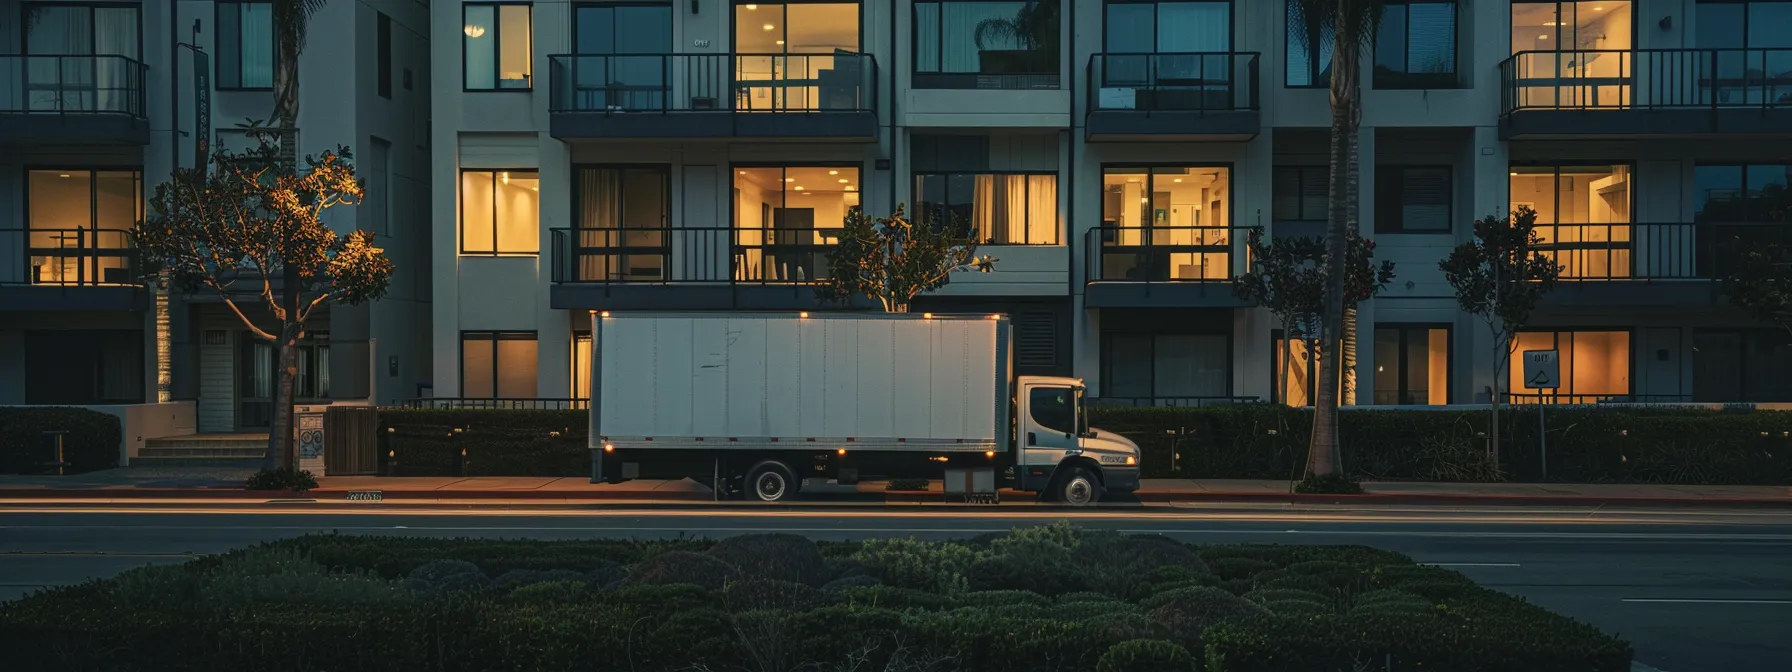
[
  {"x1": 818, "y1": 205, "x2": 996, "y2": 313},
  {"x1": 1295, "y1": 0, "x2": 1385, "y2": 476},
  {"x1": 1439, "y1": 207, "x2": 1562, "y2": 471},
  {"x1": 135, "y1": 139, "x2": 392, "y2": 470},
  {"x1": 1720, "y1": 240, "x2": 1792, "y2": 337}
]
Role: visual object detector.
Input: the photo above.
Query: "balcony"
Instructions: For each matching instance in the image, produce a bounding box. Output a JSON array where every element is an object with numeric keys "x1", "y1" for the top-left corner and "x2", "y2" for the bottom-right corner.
[
  {"x1": 1532, "y1": 222, "x2": 1792, "y2": 305},
  {"x1": 1084, "y1": 53, "x2": 1259, "y2": 141},
  {"x1": 0, "y1": 55, "x2": 150, "y2": 145},
  {"x1": 0, "y1": 228, "x2": 146, "y2": 310},
  {"x1": 548, "y1": 227, "x2": 873, "y2": 310},
  {"x1": 547, "y1": 53, "x2": 878, "y2": 141},
  {"x1": 1499, "y1": 48, "x2": 1792, "y2": 139},
  {"x1": 1082, "y1": 225, "x2": 1253, "y2": 308}
]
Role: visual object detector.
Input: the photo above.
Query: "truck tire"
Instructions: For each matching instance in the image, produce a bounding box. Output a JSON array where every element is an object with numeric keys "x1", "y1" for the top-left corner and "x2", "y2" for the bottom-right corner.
[
  {"x1": 746, "y1": 461, "x2": 797, "y2": 502},
  {"x1": 1055, "y1": 466, "x2": 1103, "y2": 507}
]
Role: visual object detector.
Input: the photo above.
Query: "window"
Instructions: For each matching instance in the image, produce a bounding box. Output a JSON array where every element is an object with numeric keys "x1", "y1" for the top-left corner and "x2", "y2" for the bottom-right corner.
[
  {"x1": 461, "y1": 170, "x2": 540, "y2": 255},
  {"x1": 26, "y1": 169, "x2": 141, "y2": 285},
  {"x1": 734, "y1": 165, "x2": 862, "y2": 282},
  {"x1": 1375, "y1": 166, "x2": 1451, "y2": 233},
  {"x1": 572, "y1": 331, "x2": 593, "y2": 401},
  {"x1": 1097, "y1": 166, "x2": 1233, "y2": 281},
  {"x1": 1373, "y1": 326, "x2": 1449, "y2": 405},
  {"x1": 571, "y1": 2, "x2": 673, "y2": 110},
  {"x1": 1510, "y1": 164, "x2": 1631, "y2": 279},
  {"x1": 1692, "y1": 330, "x2": 1792, "y2": 402},
  {"x1": 24, "y1": 2, "x2": 143, "y2": 112},
  {"x1": 1097, "y1": 1, "x2": 1234, "y2": 106},
  {"x1": 23, "y1": 330, "x2": 144, "y2": 405},
  {"x1": 1508, "y1": 1, "x2": 1634, "y2": 108},
  {"x1": 915, "y1": 0, "x2": 1059, "y2": 89},
  {"x1": 1693, "y1": 164, "x2": 1792, "y2": 223},
  {"x1": 1272, "y1": 166, "x2": 1327, "y2": 222},
  {"x1": 464, "y1": 3, "x2": 532, "y2": 90},
  {"x1": 377, "y1": 12, "x2": 392, "y2": 99},
  {"x1": 1271, "y1": 330, "x2": 1317, "y2": 406},
  {"x1": 571, "y1": 167, "x2": 672, "y2": 282},
  {"x1": 1508, "y1": 330, "x2": 1630, "y2": 403},
  {"x1": 1101, "y1": 332, "x2": 1230, "y2": 402},
  {"x1": 1029, "y1": 386, "x2": 1075, "y2": 434},
  {"x1": 292, "y1": 332, "x2": 332, "y2": 399},
  {"x1": 217, "y1": 1, "x2": 273, "y2": 90},
  {"x1": 1374, "y1": 0, "x2": 1457, "y2": 89},
  {"x1": 736, "y1": 1, "x2": 865, "y2": 110},
  {"x1": 1696, "y1": 1, "x2": 1792, "y2": 105},
  {"x1": 913, "y1": 173, "x2": 1058, "y2": 244},
  {"x1": 1284, "y1": 0, "x2": 1333, "y2": 87},
  {"x1": 461, "y1": 332, "x2": 539, "y2": 398}
]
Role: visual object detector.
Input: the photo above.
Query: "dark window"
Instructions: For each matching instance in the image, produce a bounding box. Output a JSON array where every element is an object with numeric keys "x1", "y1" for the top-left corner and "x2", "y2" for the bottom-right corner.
[
  {"x1": 461, "y1": 332, "x2": 539, "y2": 398},
  {"x1": 1693, "y1": 329, "x2": 1792, "y2": 402},
  {"x1": 1100, "y1": 332, "x2": 1230, "y2": 402},
  {"x1": 1028, "y1": 386, "x2": 1075, "y2": 434},
  {"x1": 1375, "y1": 166, "x2": 1451, "y2": 233},
  {"x1": 1272, "y1": 166, "x2": 1327, "y2": 221},
  {"x1": 913, "y1": 173, "x2": 1059, "y2": 244},
  {"x1": 23, "y1": 330, "x2": 144, "y2": 405},
  {"x1": 217, "y1": 1, "x2": 273, "y2": 90},
  {"x1": 377, "y1": 12, "x2": 392, "y2": 98},
  {"x1": 1284, "y1": 0, "x2": 1332, "y2": 87},
  {"x1": 914, "y1": 0, "x2": 1061, "y2": 89},
  {"x1": 571, "y1": 167, "x2": 673, "y2": 282},
  {"x1": 1098, "y1": 1, "x2": 1234, "y2": 97},
  {"x1": 464, "y1": 3, "x2": 533, "y2": 90},
  {"x1": 1693, "y1": 164, "x2": 1792, "y2": 223},
  {"x1": 1373, "y1": 325, "x2": 1450, "y2": 405},
  {"x1": 1374, "y1": 0, "x2": 1457, "y2": 89}
]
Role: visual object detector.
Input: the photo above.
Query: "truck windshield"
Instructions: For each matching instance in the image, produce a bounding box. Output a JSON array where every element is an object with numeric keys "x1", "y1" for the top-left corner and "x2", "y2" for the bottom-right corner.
[{"x1": 1075, "y1": 387, "x2": 1089, "y2": 436}]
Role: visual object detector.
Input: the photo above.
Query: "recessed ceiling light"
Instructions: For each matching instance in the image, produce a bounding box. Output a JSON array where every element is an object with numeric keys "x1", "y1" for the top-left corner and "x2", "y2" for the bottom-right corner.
[
  {"x1": 59, "y1": 173, "x2": 71, "y2": 178},
  {"x1": 794, "y1": 186, "x2": 804, "y2": 191},
  {"x1": 1173, "y1": 178, "x2": 1182, "y2": 183},
  {"x1": 763, "y1": 23, "x2": 775, "y2": 31},
  {"x1": 845, "y1": 186, "x2": 856, "y2": 191},
  {"x1": 746, "y1": 3, "x2": 757, "y2": 9},
  {"x1": 1139, "y1": 197, "x2": 1148, "y2": 203},
  {"x1": 1543, "y1": 21, "x2": 1560, "y2": 26},
  {"x1": 1539, "y1": 34, "x2": 1549, "y2": 40},
  {"x1": 828, "y1": 170, "x2": 839, "y2": 175},
  {"x1": 1510, "y1": 172, "x2": 1519, "y2": 176},
  {"x1": 838, "y1": 179, "x2": 849, "y2": 183},
  {"x1": 775, "y1": 40, "x2": 784, "y2": 45},
  {"x1": 802, "y1": 192, "x2": 812, "y2": 196},
  {"x1": 785, "y1": 178, "x2": 795, "y2": 182},
  {"x1": 1593, "y1": 6, "x2": 1603, "y2": 10},
  {"x1": 738, "y1": 170, "x2": 746, "y2": 175}
]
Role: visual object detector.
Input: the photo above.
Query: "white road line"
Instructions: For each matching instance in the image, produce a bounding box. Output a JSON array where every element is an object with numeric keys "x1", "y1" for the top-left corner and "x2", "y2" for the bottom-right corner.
[
  {"x1": 1621, "y1": 598, "x2": 1792, "y2": 605},
  {"x1": 1423, "y1": 562, "x2": 1523, "y2": 567}
]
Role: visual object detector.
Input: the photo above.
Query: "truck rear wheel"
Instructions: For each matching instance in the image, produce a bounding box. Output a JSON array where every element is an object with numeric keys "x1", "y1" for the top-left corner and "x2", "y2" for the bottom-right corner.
[
  {"x1": 1055, "y1": 466, "x2": 1103, "y2": 507},
  {"x1": 746, "y1": 461, "x2": 797, "y2": 502}
]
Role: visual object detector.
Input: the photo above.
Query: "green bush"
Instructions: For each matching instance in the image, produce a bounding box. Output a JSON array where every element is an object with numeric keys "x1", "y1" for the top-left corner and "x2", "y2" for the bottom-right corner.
[
  {"x1": 1261, "y1": 599, "x2": 1331, "y2": 617},
  {"x1": 722, "y1": 578, "x2": 828, "y2": 612},
  {"x1": 966, "y1": 538, "x2": 1089, "y2": 595},
  {"x1": 626, "y1": 551, "x2": 740, "y2": 589},
  {"x1": 380, "y1": 408, "x2": 587, "y2": 476},
  {"x1": 851, "y1": 538, "x2": 978, "y2": 594},
  {"x1": 1203, "y1": 609, "x2": 1633, "y2": 672},
  {"x1": 708, "y1": 533, "x2": 828, "y2": 585},
  {"x1": 1097, "y1": 639, "x2": 1197, "y2": 672},
  {"x1": 1206, "y1": 557, "x2": 1277, "y2": 580},
  {"x1": 1243, "y1": 588, "x2": 1331, "y2": 606},
  {"x1": 821, "y1": 574, "x2": 881, "y2": 592},
  {"x1": 403, "y1": 559, "x2": 490, "y2": 595},
  {"x1": 245, "y1": 467, "x2": 318, "y2": 492},
  {"x1": 1294, "y1": 472, "x2": 1364, "y2": 494},
  {"x1": 959, "y1": 590, "x2": 1048, "y2": 608},
  {"x1": 276, "y1": 534, "x2": 704, "y2": 577},
  {"x1": 1145, "y1": 586, "x2": 1271, "y2": 648},
  {"x1": 0, "y1": 406, "x2": 121, "y2": 474},
  {"x1": 1057, "y1": 590, "x2": 1123, "y2": 604},
  {"x1": 509, "y1": 580, "x2": 590, "y2": 604},
  {"x1": 495, "y1": 568, "x2": 588, "y2": 589},
  {"x1": 838, "y1": 585, "x2": 957, "y2": 611}
]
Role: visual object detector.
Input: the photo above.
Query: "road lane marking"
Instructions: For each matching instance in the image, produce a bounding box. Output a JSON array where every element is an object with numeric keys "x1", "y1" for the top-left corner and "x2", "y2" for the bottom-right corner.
[{"x1": 1621, "y1": 598, "x2": 1792, "y2": 605}]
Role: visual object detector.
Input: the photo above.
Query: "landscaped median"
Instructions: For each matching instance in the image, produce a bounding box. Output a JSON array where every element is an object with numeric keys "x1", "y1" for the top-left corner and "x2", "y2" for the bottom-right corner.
[{"x1": 0, "y1": 523, "x2": 1632, "y2": 671}]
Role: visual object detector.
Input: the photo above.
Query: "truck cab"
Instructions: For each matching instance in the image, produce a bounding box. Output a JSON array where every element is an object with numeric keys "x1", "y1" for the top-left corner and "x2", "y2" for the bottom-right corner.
[{"x1": 1012, "y1": 376, "x2": 1142, "y2": 505}]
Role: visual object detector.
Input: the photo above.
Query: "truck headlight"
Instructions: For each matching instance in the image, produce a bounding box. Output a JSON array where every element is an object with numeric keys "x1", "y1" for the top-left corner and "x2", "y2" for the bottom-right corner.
[{"x1": 1125, "y1": 456, "x2": 1136, "y2": 466}]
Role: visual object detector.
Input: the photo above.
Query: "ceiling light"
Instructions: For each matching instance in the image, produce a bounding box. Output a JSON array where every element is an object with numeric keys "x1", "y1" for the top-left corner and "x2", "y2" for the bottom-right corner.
[
  {"x1": 794, "y1": 186, "x2": 804, "y2": 191},
  {"x1": 763, "y1": 23, "x2": 775, "y2": 31},
  {"x1": 802, "y1": 192, "x2": 812, "y2": 196},
  {"x1": 501, "y1": 171, "x2": 510, "y2": 184},
  {"x1": 1173, "y1": 178, "x2": 1182, "y2": 183},
  {"x1": 775, "y1": 40, "x2": 784, "y2": 45},
  {"x1": 845, "y1": 186, "x2": 856, "y2": 191},
  {"x1": 1139, "y1": 197, "x2": 1148, "y2": 203},
  {"x1": 1593, "y1": 6, "x2": 1603, "y2": 10},
  {"x1": 838, "y1": 179, "x2": 849, "y2": 183},
  {"x1": 1539, "y1": 34, "x2": 1549, "y2": 40},
  {"x1": 785, "y1": 177, "x2": 795, "y2": 182},
  {"x1": 1127, "y1": 178, "x2": 1140, "y2": 183},
  {"x1": 463, "y1": 24, "x2": 486, "y2": 38},
  {"x1": 738, "y1": 170, "x2": 746, "y2": 175},
  {"x1": 59, "y1": 173, "x2": 71, "y2": 178},
  {"x1": 1510, "y1": 172, "x2": 1519, "y2": 176},
  {"x1": 1543, "y1": 21, "x2": 1560, "y2": 26},
  {"x1": 746, "y1": 3, "x2": 757, "y2": 9},
  {"x1": 828, "y1": 170, "x2": 839, "y2": 175}
]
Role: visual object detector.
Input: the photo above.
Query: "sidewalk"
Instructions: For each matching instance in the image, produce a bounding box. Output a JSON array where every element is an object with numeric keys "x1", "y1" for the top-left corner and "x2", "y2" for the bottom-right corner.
[{"x1": 0, "y1": 467, "x2": 1786, "y2": 508}]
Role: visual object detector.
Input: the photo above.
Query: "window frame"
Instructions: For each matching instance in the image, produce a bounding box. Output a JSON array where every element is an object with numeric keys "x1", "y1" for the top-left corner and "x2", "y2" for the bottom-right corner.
[
  {"x1": 1373, "y1": 0, "x2": 1460, "y2": 90},
  {"x1": 730, "y1": 162, "x2": 866, "y2": 283},
  {"x1": 911, "y1": 0, "x2": 1061, "y2": 89},
  {"x1": 23, "y1": 166, "x2": 144, "y2": 231},
  {"x1": 1272, "y1": 165, "x2": 1327, "y2": 222},
  {"x1": 1375, "y1": 165, "x2": 1453, "y2": 233},
  {"x1": 1099, "y1": 329, "x2": 1234, "y2": 403},
  {"x1": 1509, "y1": 328, "x2": 1635, "y2": 403},
  {"x1": 734, "y1": 0, "x2": 868, "y2": 58},
  {"x1": 911, "y1": 170, "x2": 1061, "y2": 245},
  {"x1": 1372, "y1": 323, "x2": 1452, "y2": 405},
  {"x1": 459, "y1": 168, "x2": 542, "y2": 256},
  {"x1": 1693, "y1": 162, "x2": 1792, "y2": 223},
  {"x1": 459, "y1": 330, "x2": 539, "y2": 399},
  {"x1": 462, "y1": 2, "x2": 534, "y2": 92},
  {"x1": 214, "y1": 0, "x2": 273, "y2": 91},
  {"x1": 1283, "y1": 0, "x2": 1332, "y2": 88}
]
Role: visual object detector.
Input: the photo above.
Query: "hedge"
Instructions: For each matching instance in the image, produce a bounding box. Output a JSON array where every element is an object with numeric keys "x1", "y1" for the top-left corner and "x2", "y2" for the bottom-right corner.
[
  {"x1": 0, "y1": 525, "x2": 1631, "y2": 671},
  {"x1": 0, "y1": 407, "x2": 121, "y2": 475},
  {"x1": 374, "y1": 405, "x2": 1792, "y2": 485}
]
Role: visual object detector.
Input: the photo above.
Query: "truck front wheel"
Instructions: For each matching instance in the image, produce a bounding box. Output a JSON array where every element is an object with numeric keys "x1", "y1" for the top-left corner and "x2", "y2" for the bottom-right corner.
[
  {"x1": 746, "y1": 461, "x2": 797, "y2": 502},
  {"x1": 1055, "y1": 466, "x2": 1104, "y2": 506}
]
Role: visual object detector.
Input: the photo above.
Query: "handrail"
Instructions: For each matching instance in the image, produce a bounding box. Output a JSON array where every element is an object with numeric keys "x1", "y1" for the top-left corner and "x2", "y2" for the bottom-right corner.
[
  {"x1": 549, "y1": 226, "x2": 840, "y2": 285},
  {"x1": 548, "y1": 52, "x2": 878, "y2": 114},
  {"x1": 0, "y1": 227, "x2": 141, "y2": 286},
  {"x1": 0, "y1": 54, "x2": 149, "y2": 117},
  {"x1": 1086, "y1": 52, "x2": 1259, "y2": 113},
  {"x1": 1083, "y1": 225, "x2": 1252, "y2": 284},
  {"x1": 1499, "y1": 47, "x2": 1792, "y2": 114},
  {"x1": 1529, "y1": 221, "x2": 1791, "y2": 281}
]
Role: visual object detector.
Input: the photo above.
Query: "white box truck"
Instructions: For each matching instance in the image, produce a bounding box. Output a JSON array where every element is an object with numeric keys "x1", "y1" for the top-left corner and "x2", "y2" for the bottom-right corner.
[{"x1": 587, "y1": 312, "x2": 1141, "y2": 504}]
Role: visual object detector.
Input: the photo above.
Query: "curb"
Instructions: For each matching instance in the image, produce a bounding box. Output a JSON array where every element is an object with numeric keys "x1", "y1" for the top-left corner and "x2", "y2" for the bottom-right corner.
[{"x1": 2, "y1": 487, "x2": 1787, "y2": 509}]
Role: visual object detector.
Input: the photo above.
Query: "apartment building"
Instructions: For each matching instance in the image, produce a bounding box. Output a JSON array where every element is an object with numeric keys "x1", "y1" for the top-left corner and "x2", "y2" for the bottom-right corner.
[
  {"x1": 429, "y1": 0, "x2": 1792, "y2": 407},
  {"x1": 1, "y1": 1, "x2": 434, "y2": 438}
]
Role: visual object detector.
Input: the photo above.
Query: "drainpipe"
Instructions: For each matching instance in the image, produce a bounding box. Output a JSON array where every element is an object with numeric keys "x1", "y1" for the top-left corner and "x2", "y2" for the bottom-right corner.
[{"x1": 887, "y1": 0, "x2": 897, "y2": 211}]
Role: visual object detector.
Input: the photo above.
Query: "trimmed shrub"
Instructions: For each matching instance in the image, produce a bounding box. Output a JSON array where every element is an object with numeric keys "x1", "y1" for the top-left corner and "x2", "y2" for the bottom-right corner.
[
  {"x1": 966, "y1": 539, "x2": 1089, "y2": 595},
  {"x1": 722, "y1": 578, "x2": 828, "y2": 612},
  {"x1": 1057, "y1": 591, "x2": 1122, "y2": 604},
  {"x1": 0, "y1": 406, "x2": 121, "y2": 474},
  {"x1": 1206, "y1": 557, "x2": 1277, "y2": 580},
  {"x1": 244, "y1": 467, "x2": 318, "y2": 492},
  {"x1": 1079, "y1": 611, "x2": 1163, "y2": 642},
  {"x1": 1202, "y1": 610, "x2": 1633, "y2": 672},
  {"x1": 1262, "y1": 599, "x2": 1331, "y2": 617},
  {"x1": 851, "y1": 538, "x2": 977, "y2": 594},
  {"x1": 1063, "y1": 600, "x2": 1142, "y2": 620},
  {"x1": 608, "y1": 582, "x2": 716, "y2": 612},
  {"x1": 706, "y1": 533, "x2": 828, "y2": 585},
  {"x1": 838, "y1": 585, "x2": 957, "y2": 611},
  {"x1": 626, "y1": 551, "x2": 741, "y2": 589},
  {"x1": 1243, "y1": 588, "x2": 1331, "y2": 606},
  {"x1": 402, "y1": 560, "x2": 490, "y2": 595},
  {"x1": 496, "y1": 568, "x2": 588, "y2": 589},
  {"x1": 509, "y1": 580, "x2": 590, "y2": 604},
  {"x1": 1294, "y1": 473, "x2": 1365, "y2": 494},
  {"x1": 820, "y1": 574, "x2": 881, "y2": 592},
  {"x1": 1097, "y1": 639, "x2": 1196, "y2": 672},
  {"x1": 1145, "y1": 586, "x2": 1271, "y2": 647},
  {"x1": 960, "y1": 590, "x2": 1048, "y2": 608}
]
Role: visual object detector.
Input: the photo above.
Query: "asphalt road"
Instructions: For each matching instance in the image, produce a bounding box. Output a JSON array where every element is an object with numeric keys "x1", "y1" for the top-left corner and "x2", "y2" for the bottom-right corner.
[{"x1": 3, "y1": 501, "x2": 1790, "y2": 672}]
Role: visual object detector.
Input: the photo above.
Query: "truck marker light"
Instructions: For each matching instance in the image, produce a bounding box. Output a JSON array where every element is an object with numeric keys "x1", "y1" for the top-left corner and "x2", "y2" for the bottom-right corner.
[
  {"x1": 600, "y1": 311, "x2": 611, "y2": 318},
  {"x1": 922, "y1": 312, "x2": 933, "y2": 318},
  {"x1": 837, "y1": 448, "x2": 847, "y2": 456},
  {"x1": 1126, "y1": 456, "x2": 1137, "y2": 466},
  {"x1": 800, "y1": 311, "x2": 810, "y2": 318},
  {"x1": 985, "y1": 450, "x2": 995, "y2": 458},
  {"x1": 603, "y1": 444, "x2": 614, "y2": 452}
]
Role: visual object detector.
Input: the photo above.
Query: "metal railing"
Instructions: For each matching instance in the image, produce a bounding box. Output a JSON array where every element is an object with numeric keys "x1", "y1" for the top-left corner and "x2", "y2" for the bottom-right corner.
[
  {"x1": 397, "y1": 398, "x2": 589, "y2": 410},
  {"x1": 0, "y1": 228, "x2": 141, "y2": 286},
  {"x1": 1505, "y1": 393, "x2": 1694, "y2": 405},
  {"x1": 0, "y1": 54, "x2": 148, "y2": 116},
  {"x1": 1090, "y1": 396, "x2": 1265, "y2": 408},
  {"x1": 1531, "y1": 222, "x2": 1792, "y2": 282},
  {"x1": 1084, "y1": 225, "x2": 1249, "y2": 284},
  {"x1": 1087, "y1": 52, "x2": 1259, "y2": 113},
  {"x1": 550, "y1": 227, "x2": 840, "y2": 285},
  {"x1": 548, "y1": 52, "x2": 877, "y2": 114},
  {"x1": 1499, "y1": 48, "x2": 1792, "y2": 114}
]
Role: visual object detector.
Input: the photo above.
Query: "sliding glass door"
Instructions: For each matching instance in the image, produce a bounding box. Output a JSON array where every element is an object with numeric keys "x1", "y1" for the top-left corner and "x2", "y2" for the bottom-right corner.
[
  {"x1": 22, "y1": 2, "x2": 141, "y2": 112},
  {"x1": 1099, "y1": 1, "x2": 1232, "y2": 110},
  {"x1": 571, "y1": 2, "x2": 673, "y2": 110}
]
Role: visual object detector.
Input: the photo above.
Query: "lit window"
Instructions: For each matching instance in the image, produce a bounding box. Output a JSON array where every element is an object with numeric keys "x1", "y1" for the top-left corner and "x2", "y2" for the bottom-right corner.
[
  {"x1": 1097, "y1": 166, "x2": 1233, "y2": 281},
  {"x1": 1272, "y1": 331, "x2": 1317, "y2": 407},
  {"x1": 1510, "y1": 164, "x2": 1631, "y2": 279},
  {"x1": 732, "y1": 165, "x2": 861, "y2": 282},
  {"x1": 1509, "y1": 330, "x2": 1631, "y2": 403},
  {"x1": 1373, "y1": 326, "x2": 1450, "y2": 405},
  {"x1": 464, "y1": 3, "x2": 533, "y2": 90},
  {"x1": 913, "y1": 172, "x2": 1059, "y2": 245},
  {"x1": 461, "y1": 170, "x2": 540, "y2": 255},
  {"x1": 26, "y1": 169, "x2": 142, "y2": 286},
  {"x1": 462, "y1": 332, "x2": 539, "y2": 398}
]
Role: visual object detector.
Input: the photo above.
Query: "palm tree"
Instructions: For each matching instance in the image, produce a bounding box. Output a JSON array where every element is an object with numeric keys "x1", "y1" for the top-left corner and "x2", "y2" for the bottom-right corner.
[
  {"x1": 262, "y1": 0, "x2": 329, "y2": 472},
  {"x1": 1296, "y1": 0, "x2": 1382, "y2": 479}
]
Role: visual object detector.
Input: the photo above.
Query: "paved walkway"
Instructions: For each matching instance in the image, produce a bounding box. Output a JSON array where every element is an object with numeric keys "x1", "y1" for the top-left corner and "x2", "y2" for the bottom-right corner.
[{"x1": 0, "y1": 468, "x2": 1785, "y2": 507}]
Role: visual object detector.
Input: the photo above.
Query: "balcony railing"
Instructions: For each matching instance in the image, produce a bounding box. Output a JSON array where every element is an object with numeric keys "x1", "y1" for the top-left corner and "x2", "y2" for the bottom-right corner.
[
  {"x1": 550, "y1": 227, "x2": 842, "y2": 285},
  {"x1": 1500, "y1": 48, "x2": 1792, "y2": 114},
  {"x1": 548, "y1": 52, "x2": 877, "y2": 114},
  {"x1": 0, "y1": 228, "x2": 141, "y2": 286},
  {"x1": 1084, "y1": 225, "x2": 1247, "y2": 284},
  {"x1": 396, "y1": 398, "x2": 590, "y2": 411},
  {"x1": 1087, "y1": 52, "x2": 1259, "y2": 113},
  {"x1": 0, "y1": 55, "x2": 148, "y2": 116},
  {"x1": 1531, "y1": 222, "x2": 1792, "y2": 282},
  {"x1": 1089, "y1": 396, "x2": 1264, "y2": 408}
]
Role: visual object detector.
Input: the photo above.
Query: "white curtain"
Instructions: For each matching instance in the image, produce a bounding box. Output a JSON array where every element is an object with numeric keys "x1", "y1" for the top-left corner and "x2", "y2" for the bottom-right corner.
[
  {"x1": 26, "y1": 7, "x2": 89, "y2": 111},
  {"x1": 973, "y1": 175, "x2": 996, "y2": 242},
  {"x1": 1027, "y1": 175, "x2": 1057, "y2": 244},
  {"x1": 94, "y1": 8, "x2": 139, "y2": 113},
  {"x1": 1002, "y1": 175, "x2": 1026, "y2": 245},
  {"x1": 240, "y1": 4, "x2": 274, "y2": 88},
  {"x1": 578, "y1": 169, "x2": 621, "y2": 281}
]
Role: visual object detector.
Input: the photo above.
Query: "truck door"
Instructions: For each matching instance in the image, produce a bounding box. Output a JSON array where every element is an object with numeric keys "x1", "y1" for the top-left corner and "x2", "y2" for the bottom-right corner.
[{"x1": 1018, "y1": 383, "x2": 1079, "y2": 489}]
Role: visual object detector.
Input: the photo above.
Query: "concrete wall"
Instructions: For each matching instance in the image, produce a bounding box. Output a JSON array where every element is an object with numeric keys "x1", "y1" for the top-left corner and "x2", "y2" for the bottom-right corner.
[{"x1": 0, "y1": 401, "x2": 196, "y2": 464}]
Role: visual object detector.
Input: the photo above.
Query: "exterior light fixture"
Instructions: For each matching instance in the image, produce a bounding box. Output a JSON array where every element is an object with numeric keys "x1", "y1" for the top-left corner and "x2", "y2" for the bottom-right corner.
[{"x1": 464, "y1": 24, "x2": 486, "y2": 38}]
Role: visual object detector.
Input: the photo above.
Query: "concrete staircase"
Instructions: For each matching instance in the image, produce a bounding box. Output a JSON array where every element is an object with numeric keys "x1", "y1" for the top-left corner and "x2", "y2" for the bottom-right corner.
[{"x1": 132, "y1": 434, "x2": 270, "y2": 468}]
